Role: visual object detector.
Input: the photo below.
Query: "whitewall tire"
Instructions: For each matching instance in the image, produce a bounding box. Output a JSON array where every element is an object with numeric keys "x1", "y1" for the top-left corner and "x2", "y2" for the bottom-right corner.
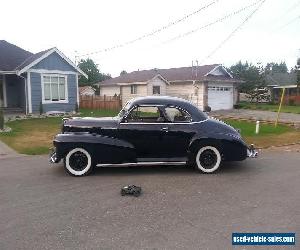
[
  {"x1": 65, "y1": 148, "x2": 93, "y2": 176},
  {"x1": 195, "y1": 146, "x2": 221, "y2": 173}
]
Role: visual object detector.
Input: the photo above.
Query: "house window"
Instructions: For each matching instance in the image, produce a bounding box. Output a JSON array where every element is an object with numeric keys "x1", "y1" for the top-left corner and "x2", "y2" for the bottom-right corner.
[
  {"x1": 153, "y1": 86, "x2": 160, "y2": 95},
  {"x1": 42, "y1": 75, "x2": 67, "y2": 103},
  {"x1": 131, "y1": 85, "x2": 137, "y2": 94}
]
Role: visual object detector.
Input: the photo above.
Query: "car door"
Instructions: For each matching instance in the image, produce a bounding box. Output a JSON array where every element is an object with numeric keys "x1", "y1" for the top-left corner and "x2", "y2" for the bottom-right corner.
[
  {"x1": 118, "y1": 105, "x2": 169, "y2": 160},
  {"x1": 161, "y1": 106, "x2": 195, "y2": 158}
]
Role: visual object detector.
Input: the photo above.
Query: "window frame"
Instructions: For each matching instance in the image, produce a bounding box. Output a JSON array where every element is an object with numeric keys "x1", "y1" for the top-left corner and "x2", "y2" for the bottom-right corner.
[
  {"x1": 121, "y1": 104, "x2": 194, "y2": 124},
  {"x1": 130, "y1": 85, "x2": 137, "y2": 94},
  {"x1": 152, "y1": 85, "x2": 161, "y2": 95},
  {"x1": 164, "y1": 105, "x2": 193, "y2": 123},
  {"x1": 123, "y1": 105, "x2": 163, "y2": 123},
  {"x1": 41, "y1": 74, "x2": 68, "y2": 104}
]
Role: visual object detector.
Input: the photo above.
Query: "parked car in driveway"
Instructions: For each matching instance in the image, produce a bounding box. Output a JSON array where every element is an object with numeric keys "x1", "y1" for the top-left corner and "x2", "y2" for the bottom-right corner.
[{"x1": 50, "y1": 96, "x2": 257, "y2": 176}]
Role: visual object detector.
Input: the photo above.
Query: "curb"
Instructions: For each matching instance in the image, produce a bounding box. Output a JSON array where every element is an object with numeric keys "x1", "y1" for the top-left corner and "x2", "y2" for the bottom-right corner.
[{"x1": 259, "y1": 141, "x2": 300, "y2": 149}]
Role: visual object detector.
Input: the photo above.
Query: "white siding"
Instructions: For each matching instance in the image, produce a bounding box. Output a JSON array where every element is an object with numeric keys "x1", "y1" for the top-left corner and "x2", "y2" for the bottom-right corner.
[
  {"x1": 166, "y1": 82, "x2": 204, "y2": 110},
  {"x1": 207, "y1": 67, "x2": 224, "y2": 76},
  {"x1": 121, "y1": 84, "x2": 148, "y2": 106},
  {"x1": 147, "y1": 77, "x2": 167, "y2": 95},
  {"x1": 100, "y1": 85, "x2": 120, "y2": 96}
]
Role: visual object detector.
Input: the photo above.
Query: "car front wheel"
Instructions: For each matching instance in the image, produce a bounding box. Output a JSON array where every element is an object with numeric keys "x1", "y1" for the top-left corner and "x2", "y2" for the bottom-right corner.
[
  {"x1": 195, "y1": 145, "x2": 221, "y2": 173},
  {"x1": 64, "y1": 148, "x2": 93, "y2": 176}
]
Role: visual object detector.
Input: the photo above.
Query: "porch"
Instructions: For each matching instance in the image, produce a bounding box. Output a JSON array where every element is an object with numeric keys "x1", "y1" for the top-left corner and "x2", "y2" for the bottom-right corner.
[{"x1": 0, "y1": 74, "x2": 26, "y2": 114}]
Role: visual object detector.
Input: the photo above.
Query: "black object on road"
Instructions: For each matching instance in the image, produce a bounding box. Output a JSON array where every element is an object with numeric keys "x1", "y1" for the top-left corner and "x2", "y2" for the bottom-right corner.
[{"x1": 121, "y1": 185, "x2": 142, "y2": 197}]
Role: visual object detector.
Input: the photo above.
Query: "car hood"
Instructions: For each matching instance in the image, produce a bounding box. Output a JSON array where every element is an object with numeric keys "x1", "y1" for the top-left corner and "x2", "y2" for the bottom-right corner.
[{"x1": 64, "y1": 116, "x2": 119, "y2": 129}]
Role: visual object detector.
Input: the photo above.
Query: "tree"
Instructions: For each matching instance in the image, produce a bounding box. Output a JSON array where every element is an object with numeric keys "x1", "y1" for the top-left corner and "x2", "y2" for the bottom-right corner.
[
  {"x1": 229, "y1": 61, "x2": 269, "y2": 103},
  {"x1": 297, "y1": 57, "x2": 300, "y2": 86},
  {"x1": 230, "y1": 61, "x2": 265, "y2": 93},
  {"x1": 77, "y1": 58, "x2": 111, "y2": 86},
  {"x1": 120, "y1": 70, "x2": 127, "y2": 76},
  {"x1": 265, "y1": 62, "x2": 288, "y2": 74}
]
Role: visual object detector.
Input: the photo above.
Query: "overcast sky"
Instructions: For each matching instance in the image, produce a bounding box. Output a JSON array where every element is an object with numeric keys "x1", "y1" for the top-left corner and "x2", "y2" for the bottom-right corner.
[{"x1": 1, "y1": 0, "x2": 299, "y2": 76}]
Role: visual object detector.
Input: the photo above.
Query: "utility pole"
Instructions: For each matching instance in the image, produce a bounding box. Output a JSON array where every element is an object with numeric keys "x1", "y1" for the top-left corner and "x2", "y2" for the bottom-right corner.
[{"x1": 74, "y1": 50, "x2": 79, "y2": 65}]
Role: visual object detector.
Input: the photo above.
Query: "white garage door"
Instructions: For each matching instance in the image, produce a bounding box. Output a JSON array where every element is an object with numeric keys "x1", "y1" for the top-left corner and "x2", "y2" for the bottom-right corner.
[{"x1": 208, "y1": 86, "x2": 233, "y2": 110}]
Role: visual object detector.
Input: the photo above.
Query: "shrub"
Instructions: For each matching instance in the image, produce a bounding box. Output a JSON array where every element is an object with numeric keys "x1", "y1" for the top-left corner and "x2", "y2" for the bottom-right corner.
[
  {"x1": 39, "y1": 101, "x2": 43, "y2": 115},
  {"x1": 204, "y1": 105, "x2": 211, "y2": 112},
  {"x1": 288, "y1": 99, "x2": 295, "y2": 106},
  {"x1": 233, "y1": 104, "x2": 241, "y2": 109},
  {"x1": 75, "y1": 102, "x2": 79, "y2": 113},
  {"x1": 0, "y1": 109, "x2": 4, "y2": 130}
]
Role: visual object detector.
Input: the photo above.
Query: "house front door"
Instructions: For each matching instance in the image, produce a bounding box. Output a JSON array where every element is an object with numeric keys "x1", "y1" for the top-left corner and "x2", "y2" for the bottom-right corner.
[{"x1": 0, "y1": 76, "x2": 4, "y2": 107}]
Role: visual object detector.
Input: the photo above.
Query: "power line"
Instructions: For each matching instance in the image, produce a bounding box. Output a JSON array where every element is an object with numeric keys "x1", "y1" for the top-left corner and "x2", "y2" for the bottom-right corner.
[
  {"x1": 281, "y1": 0, "x2": 300, "y2": 17},
  {"x1": 199, "y1": 0, "x2": 266, "y2": 64},
  {"x1": 161, "y1": 0, "x2": 264, "y2": 45},
  {"x1": 79, "y1": 0, "x2": 219, "y2": 58},
  {"x1": 271, "y1": 0, "x2": 300, "y2": 32},
  {"x1": 276, "y1": 14, "x2": 300, "y2": 30}
]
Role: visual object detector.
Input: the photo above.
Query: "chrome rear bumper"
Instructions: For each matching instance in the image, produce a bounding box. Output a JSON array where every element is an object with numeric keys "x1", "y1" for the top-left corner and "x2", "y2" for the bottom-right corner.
[
  {"x1": 247, "y1": 144, "x2": 258, "y2": 158},
  {"x1": 49, "y1": 149, "x2": 59, "y2": 163}
]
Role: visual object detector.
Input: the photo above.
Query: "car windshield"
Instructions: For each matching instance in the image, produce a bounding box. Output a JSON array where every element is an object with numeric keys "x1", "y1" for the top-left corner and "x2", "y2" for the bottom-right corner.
[{"x1": 117, "y1": 101, "x2": 132, "y2": 118}]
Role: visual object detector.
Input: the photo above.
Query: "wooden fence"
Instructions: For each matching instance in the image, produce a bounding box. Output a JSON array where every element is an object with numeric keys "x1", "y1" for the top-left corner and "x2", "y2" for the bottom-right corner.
[{"x1": 79, "y1": 95, "x2": 122, "y2": 110}]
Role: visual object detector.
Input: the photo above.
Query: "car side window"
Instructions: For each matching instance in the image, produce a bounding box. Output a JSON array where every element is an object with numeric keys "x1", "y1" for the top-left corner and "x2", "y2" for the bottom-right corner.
[
  {"x1": 164, "y1": 107, "x2": 192, "y2": 123},
  {"x1": 126, "y1": 106, "x2": 166, "y2": 123}
]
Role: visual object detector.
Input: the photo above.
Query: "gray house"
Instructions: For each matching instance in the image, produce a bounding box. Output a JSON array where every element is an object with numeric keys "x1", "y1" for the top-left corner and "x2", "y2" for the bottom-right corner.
[{"x1": 0, "y1": 40, "x2": 87, "y2": 114}]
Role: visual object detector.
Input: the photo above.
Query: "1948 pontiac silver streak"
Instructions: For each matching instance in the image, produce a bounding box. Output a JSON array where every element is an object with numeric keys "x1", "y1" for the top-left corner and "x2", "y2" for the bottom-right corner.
[{"x1": 49, "y1": 96, "x2": 257, "y2": 176}]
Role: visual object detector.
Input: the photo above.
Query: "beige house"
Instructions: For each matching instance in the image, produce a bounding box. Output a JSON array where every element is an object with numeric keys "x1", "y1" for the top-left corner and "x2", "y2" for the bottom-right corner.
[
  {"x1": 79, "y1": 86, "x2": 96, "y2": 96},
  {"x1": 96, "y1": 64, "x2": 242, "y2": 111}
]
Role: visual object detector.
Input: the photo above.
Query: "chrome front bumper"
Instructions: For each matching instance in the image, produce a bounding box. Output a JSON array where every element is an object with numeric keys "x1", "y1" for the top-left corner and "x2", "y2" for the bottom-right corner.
[{"x1": 247, "y1": 144, "x2": 258, "y2": 158}]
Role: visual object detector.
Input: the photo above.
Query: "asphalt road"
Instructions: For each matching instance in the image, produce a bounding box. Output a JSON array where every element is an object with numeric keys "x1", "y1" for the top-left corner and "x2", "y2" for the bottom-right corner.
[{"x1": 0, "y1": 151, "x2": 299, "y2": 250}]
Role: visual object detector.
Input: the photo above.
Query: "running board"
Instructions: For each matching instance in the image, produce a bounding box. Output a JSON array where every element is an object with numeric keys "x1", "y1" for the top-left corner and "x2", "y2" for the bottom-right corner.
[{"x1": 96, "y1": 161, "x2": 187, "y2": 167}]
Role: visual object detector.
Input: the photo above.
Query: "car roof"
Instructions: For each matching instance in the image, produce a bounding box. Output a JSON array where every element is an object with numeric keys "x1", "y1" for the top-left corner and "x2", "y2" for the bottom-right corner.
[{"x1": 129, "y1": 96, "x2": 207, "y2": 121}]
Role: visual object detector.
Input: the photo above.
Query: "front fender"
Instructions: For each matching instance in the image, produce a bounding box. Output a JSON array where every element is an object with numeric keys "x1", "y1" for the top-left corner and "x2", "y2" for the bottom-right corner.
[{"x1": 53, "y1": 133, "x2": 136, "y2": 163}]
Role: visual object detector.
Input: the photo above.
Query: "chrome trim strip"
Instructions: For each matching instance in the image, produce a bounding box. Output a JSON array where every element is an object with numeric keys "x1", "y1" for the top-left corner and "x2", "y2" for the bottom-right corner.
[
  {"x1": 119, "y1": 119, "x2": 208, "y2": 125},
  {"x1": 96, "y1": 161, "x2": 186, "y2": 167},
  {"x1": 64, "y1": 119, "x2": 208, "y2": 127},
  {"x1": 64, "y1": 125, "x2": 94, "y2": 128}
]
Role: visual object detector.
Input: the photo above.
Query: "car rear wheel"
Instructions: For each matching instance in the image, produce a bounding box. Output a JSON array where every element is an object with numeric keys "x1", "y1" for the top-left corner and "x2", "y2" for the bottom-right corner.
[
  {"x1": 64, "y1": 148, "x2": 93, "y2": 176},
  {"x1": 195, "y1": 145, "x2": 221, "y2": 173}
]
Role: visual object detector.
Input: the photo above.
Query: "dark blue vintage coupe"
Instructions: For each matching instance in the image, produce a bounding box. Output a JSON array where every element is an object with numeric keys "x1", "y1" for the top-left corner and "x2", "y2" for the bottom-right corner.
[{"x1": 50, "y1": 96, "x2": 257, "y2": 176}]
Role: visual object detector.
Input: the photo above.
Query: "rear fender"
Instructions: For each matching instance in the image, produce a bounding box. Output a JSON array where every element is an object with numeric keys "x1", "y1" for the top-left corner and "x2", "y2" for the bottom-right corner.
[{"x1": 188, "y1": 133, "x2": 247, "y2": 161}]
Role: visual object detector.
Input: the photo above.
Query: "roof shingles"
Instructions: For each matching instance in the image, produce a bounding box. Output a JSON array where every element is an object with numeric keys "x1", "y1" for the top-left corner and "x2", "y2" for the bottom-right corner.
[
  {"x1": 98, "y1": 64, "x2": 229, "y2": 85},
  {"x1": 0, "y1": 40, "x2": 33, "y2": 71},
  {"x1": 0, "y1": 40, "x2": 55, "y2": 72}
]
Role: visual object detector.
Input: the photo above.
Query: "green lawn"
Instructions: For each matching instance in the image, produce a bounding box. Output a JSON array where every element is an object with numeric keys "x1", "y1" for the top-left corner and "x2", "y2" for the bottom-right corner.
[
  {"x1": 0, "y1": 110, "x2": 299, "y2": 155},
  {"x1": 224, "y1": 119, "x2": 291, "y2": 137},
  {"x1": 238, "y1": 102, "x2": 300, "y2": 114},
  {"x1": 0, "y1": 109, "x2": 119, "y2": 155},
  {"x1": 225, "y1": 119, "x2": 300, "y2": 147}
]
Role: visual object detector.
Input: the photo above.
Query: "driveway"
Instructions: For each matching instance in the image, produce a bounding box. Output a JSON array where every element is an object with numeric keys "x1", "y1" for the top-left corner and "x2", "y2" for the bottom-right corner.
[
  {"x1": 0, "y1": 150, "x2": 299, "y2": 250},
  {"x1": 210, "y1": 109, "x2": 300, "y2": 125},
  {"x1": 0, "y1": 140, "x2": 19, "y2": 159}
]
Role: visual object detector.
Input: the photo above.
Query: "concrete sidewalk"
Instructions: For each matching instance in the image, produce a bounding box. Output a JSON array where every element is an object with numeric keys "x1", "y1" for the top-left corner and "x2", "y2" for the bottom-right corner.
[
  {"x1": 210, "y1": 109, "x2": 300, "y2": 125},
  {"x1": 0, "y1": 140, "x2": 19, "y2": 159}
]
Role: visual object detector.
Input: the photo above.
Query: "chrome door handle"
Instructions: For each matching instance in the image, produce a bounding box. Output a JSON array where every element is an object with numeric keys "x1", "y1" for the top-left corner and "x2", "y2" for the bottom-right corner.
[{"x1": 161, "y1": 127, "x2": 169, "y2": 132}]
